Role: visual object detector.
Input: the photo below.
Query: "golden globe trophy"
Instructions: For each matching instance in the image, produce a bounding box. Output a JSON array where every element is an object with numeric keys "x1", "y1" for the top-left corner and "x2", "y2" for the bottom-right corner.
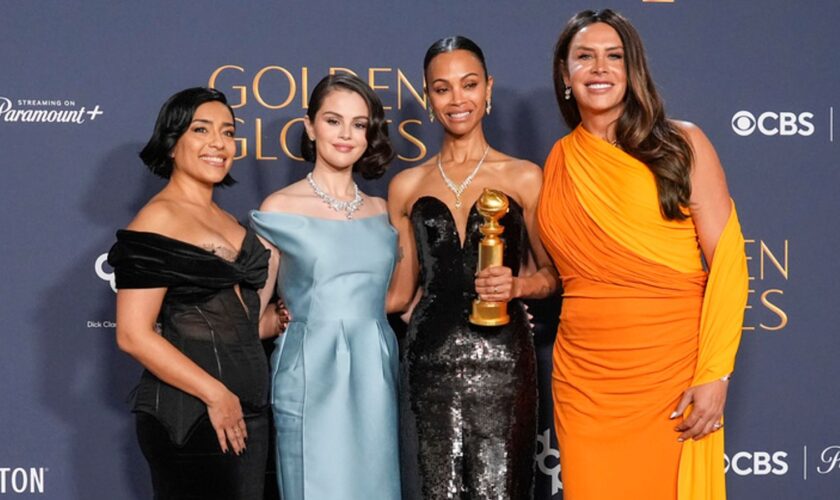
[{"x1": 469, "y1": 188, "x2": 511, "y2": 326}]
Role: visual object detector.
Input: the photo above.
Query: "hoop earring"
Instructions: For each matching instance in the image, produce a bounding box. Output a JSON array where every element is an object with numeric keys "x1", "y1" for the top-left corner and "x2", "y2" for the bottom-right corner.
[
  {"x1": 485, "y1": 99, "x2": 492, "y2": 115},
  {"x1": 564, "y1": 86, "x2": 572, "y2": 101},
  {"x1": 428, "y1": 107, "x2": 435, "y2": 123}
]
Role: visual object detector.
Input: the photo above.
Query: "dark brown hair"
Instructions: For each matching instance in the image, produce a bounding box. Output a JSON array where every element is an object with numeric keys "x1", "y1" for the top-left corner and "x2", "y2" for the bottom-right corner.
[
  {"x1": 301, "y1": 73, "x2": 394, "y2": 180},
  {"x1": 423, "y1": 36, "x2": 488, "y2": 81},
  {"x1": 554, "y1": 9, "x2": 693, "y2": 220}
]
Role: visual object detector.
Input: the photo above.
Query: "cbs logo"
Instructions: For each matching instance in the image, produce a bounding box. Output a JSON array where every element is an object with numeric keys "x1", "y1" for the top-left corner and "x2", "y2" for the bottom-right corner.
[
  {"x1": 95, "y1": 253, "x2": 116, "y2": 292},
  {"x1": 535, "y1": 429, "x2": 563, "y2": 494},
  {"x1": 724, "y1": 451, "x2": 789, "y2": 476},
  {"x1": 731, "y1": 111, "x2": 815, "y2": 137}
]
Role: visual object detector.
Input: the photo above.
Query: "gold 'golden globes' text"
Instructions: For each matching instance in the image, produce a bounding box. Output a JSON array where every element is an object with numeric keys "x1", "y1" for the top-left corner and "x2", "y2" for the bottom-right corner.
[
  {"x1": 209, "y1": 65, "x2": 429, "y2": 163},
  {"x1": 743, "y1": 238, "x2": 788, "y2": 332}
]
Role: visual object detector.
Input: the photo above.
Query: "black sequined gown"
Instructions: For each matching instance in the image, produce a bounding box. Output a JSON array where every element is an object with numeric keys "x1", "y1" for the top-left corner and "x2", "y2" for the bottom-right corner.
[{"x1": 400, "y1": 196, "x2": 537, "y2": 500}]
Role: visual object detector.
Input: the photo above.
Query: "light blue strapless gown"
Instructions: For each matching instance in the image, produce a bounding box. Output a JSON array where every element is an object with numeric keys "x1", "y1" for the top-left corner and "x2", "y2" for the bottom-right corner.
[{"x1": 250, "y1": 211, "x2": 401, "y2": 500}]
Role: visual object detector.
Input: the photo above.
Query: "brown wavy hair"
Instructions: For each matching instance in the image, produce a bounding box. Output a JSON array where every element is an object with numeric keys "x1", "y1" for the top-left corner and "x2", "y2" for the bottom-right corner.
[
  {"x1": 553, "y1": 9, "x2": 693, "y2": 220},
  {"x1": 301, "y1": 73, "x2": 395, "y2": 180}
]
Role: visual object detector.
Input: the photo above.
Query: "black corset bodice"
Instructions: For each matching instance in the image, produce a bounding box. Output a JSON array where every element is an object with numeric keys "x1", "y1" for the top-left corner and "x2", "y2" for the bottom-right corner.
[
  {"x1": 410, "y1": 195, "x2": 528, "y2": 302},
  {"x1": 405, "y1": 193, "x2": 532, "y2": 360},
  {"x1": 108, "y1": 228, "x2": 270, "y2": 445}
]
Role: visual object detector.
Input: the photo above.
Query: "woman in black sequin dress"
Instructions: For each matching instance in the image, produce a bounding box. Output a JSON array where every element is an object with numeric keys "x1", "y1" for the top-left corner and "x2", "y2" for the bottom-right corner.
[
  {"x1": 108, "y1": 88, "x2": 283, "y2": 499},
  {"x1": 387, "y1": 37, "x2": 559, "y2": 499}
]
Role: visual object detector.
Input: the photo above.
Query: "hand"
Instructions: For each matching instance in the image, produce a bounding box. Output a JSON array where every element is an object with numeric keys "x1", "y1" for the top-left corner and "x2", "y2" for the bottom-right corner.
[
  {"x1": 672, "y1": 378, "x2": 729, "y2": 442},
  {"x1": 274, "y1": 299, "x2": 291, "y2": 334},
  {"x1": 475, "y1": 266, "x2": 519, "y2": 302},
  {"x1": 206, "y1": 385, "x2": 247, "y2": 454},
  {"x1": 259, "y1": 300, "x2": 291, "y2": 339}
]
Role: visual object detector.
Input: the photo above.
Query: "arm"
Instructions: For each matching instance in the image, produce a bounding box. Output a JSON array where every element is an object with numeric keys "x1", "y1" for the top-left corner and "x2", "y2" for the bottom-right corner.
[
  {"x1": 256, "y1": 235, "x2": 287, "y2": 339},
  {"x1": 475, "y1": 162, "x2": 559, "y2": 301},
  {"x1": 257, "y1": 235, "x2": 280, "y2": 316},
  {"x1": 385, "y1": 171, "x2": 420, "y2": 313},
  {"x1": 684, "y1": 123, "x2": 732, "y2": 265},
  {"x1": 671, "y1": 122, "x2": 744, "y2": 441},
  {"x1": 115, "y1": 288, "x2": 247, "y2": 454}
]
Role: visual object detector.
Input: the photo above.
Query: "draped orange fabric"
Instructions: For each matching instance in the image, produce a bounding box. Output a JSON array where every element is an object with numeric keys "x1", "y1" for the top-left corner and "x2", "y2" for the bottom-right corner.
[{"x1": 537, "y1": 126, "x2": 748, "y2": 500}]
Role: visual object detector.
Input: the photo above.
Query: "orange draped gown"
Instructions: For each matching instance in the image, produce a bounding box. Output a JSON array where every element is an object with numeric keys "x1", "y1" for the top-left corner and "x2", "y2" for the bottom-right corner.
[{"x1": 537, "y1": 126, "x2": 748, "y2": 500}]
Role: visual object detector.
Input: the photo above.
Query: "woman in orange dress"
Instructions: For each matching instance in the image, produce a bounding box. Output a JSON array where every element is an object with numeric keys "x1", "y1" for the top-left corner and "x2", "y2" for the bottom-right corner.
[{"x1": 537, "y1": 10, "x2": 749, "y2": 500}]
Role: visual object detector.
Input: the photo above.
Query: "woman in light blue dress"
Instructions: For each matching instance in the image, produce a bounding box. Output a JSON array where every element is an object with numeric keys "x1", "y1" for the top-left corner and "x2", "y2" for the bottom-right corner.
[{"x1": 250, "y1": 73, "x2": 399, "y2": 500}]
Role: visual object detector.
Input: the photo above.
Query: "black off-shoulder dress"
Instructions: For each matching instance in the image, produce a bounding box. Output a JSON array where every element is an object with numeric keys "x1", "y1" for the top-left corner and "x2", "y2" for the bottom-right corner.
[{"x1": 108, "y1": 227, "x2": 270, "y2": 500}]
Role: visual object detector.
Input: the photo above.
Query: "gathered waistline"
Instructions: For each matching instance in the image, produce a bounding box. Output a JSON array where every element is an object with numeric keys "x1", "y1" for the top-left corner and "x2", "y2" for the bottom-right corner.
[{"x1": 288, "y1": 316, "x2": 388, "y2": 323}]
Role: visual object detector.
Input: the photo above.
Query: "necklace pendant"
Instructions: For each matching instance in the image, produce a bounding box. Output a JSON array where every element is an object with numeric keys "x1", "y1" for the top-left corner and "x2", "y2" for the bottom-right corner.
[{"x1": 436, "y1": 145, "x2": 490, "y2": 213}]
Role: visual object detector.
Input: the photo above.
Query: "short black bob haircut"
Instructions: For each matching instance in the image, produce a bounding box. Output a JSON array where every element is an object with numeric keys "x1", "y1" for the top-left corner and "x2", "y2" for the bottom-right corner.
[
  {"x1": 423, "y1": 35, "x2": 489, "y2": 80},
  {"x1": 300, "y1": 73, "x2": 395, "y2": 180},
  {"x1": 139, "y1": 87, "x2": 237, "y2": 187}
]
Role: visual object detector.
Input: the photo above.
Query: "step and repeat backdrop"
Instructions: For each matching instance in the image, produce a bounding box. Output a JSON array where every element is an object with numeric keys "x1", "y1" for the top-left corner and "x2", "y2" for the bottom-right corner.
[{"x1": 1, "y1": 1, "x2": 838, "y2": 498}]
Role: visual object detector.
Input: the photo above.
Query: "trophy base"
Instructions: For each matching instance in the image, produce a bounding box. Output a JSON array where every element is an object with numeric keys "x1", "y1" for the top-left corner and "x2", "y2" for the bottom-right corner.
[{"x1": 469, "y1": 299, "x2": 510, "y2": 326}]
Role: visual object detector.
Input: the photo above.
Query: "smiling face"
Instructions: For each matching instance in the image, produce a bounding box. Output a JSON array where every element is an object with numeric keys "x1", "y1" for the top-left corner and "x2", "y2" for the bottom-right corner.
[
  {"x1": 304, "y1": 89, "x2": 370, "y2": 171},
  {"x1": 170, "y1": 101, "x2": 236, "y2": 185},
  {"x1": 563, "y1": 22, "x2": 627, "y2": 123},
  {"x1": 426, "y1": 49, "x2": 493, "y2": 137}
]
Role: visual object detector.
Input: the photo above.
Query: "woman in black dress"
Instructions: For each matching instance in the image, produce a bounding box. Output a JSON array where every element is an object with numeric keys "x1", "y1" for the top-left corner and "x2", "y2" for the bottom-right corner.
[
  {"x1": 387, "y1": 37, "x2": 559, "y2": 499},
  {"x1": 108, "y1": 87, "x2": 282, "y2": 499}
]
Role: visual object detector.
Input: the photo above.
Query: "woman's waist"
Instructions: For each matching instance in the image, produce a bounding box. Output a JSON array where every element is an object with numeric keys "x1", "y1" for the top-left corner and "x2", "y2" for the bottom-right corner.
[
  {"x1": 282, "y1": 293, "x2": 388, "y2": 321},
  {"x1": 561, "y1": 273, "x2": 705, "y2": 299},
  {"x1": 417, "y1": 287, "x2": 528, "y2": 306},
  {"x1": 285, "y1": 310, "x2": 388, "y2": 324},
  {"x1": 407, "y1": 302, "x2": 529, "y2": 343},
  {"x1": 561, "y1": 293, "x2": 702, "y2": 320},
  {"x1": 558, "y1": 293, "x2": 701, "y2": 350},
  {"x1": 132, "y1": 374, "x2": 268, "y2": 445},
  {"x1": 134, "y1": 365, "x2": 269, "y2": 410},
  {"x1": 282, "y1": 317, "x2": 394, "y2": 342}
]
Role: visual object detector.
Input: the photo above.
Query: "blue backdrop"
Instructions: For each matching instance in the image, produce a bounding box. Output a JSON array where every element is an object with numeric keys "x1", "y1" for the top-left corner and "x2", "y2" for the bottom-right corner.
[{"x1": 1, "y1": 1, "x2": 838, "y2": 498}]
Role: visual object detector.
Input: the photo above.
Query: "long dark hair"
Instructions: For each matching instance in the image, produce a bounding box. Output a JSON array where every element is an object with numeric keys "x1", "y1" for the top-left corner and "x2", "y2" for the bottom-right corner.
[
  {"x1": 553, "y1": 9, "x2": 693, "y2": 220},
  {"x1": 140, "y1": 87, "x2": 236, "y2": 186},
  {"x1": 300, "y1": 73, "x2": 394, "y2": 180}
]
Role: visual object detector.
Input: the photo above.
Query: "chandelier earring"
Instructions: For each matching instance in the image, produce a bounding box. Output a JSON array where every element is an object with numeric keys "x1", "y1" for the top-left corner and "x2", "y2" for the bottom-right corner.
[
  {"x1": 485, "y1": 99, "x2": 492, "y2": 115},
  {"x1": 428, "y1": 106, "x2": 435, "y2": 123},
  {"x1": 564, "y1": 86, "x2": 572, "y2": 101}
]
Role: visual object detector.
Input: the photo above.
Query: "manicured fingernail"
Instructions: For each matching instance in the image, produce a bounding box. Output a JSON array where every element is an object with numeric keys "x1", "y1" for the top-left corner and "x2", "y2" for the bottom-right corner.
[{"x1": 669, "y1": 411, "x2": 678, "y2": 419}]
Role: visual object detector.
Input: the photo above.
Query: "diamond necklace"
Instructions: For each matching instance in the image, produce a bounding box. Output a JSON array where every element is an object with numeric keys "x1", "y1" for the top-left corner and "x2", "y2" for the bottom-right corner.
[
  {"x1": 306, "y1": 172, "x2": 364, "y2": 219},
  {"x1": 436, "y1": 145, "x2": 490, "y2": 208}
]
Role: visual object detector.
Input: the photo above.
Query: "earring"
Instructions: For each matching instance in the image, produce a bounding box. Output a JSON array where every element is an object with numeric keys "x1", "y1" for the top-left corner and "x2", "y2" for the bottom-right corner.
[
  {"x1": 564, "y1": 86, "x2": 572, "y2": 101},
  {"x1": 428, "y1": 107, "x2": 435, "y2": 123},
  {"x1": 485, "y1": 99, "x2": 492, "y2": 115}
]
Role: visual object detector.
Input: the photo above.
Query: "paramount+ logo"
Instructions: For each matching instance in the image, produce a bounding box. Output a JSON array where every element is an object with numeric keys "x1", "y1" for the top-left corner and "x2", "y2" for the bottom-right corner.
[{"x1": 731, "y1": 110, "x2": 815, "y2": 137}]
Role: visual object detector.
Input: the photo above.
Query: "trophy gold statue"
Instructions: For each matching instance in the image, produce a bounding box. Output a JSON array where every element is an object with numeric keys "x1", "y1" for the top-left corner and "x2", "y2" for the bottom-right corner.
[{"x1": 469, "y1": 188, "x2": 511, "y2": 326}]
